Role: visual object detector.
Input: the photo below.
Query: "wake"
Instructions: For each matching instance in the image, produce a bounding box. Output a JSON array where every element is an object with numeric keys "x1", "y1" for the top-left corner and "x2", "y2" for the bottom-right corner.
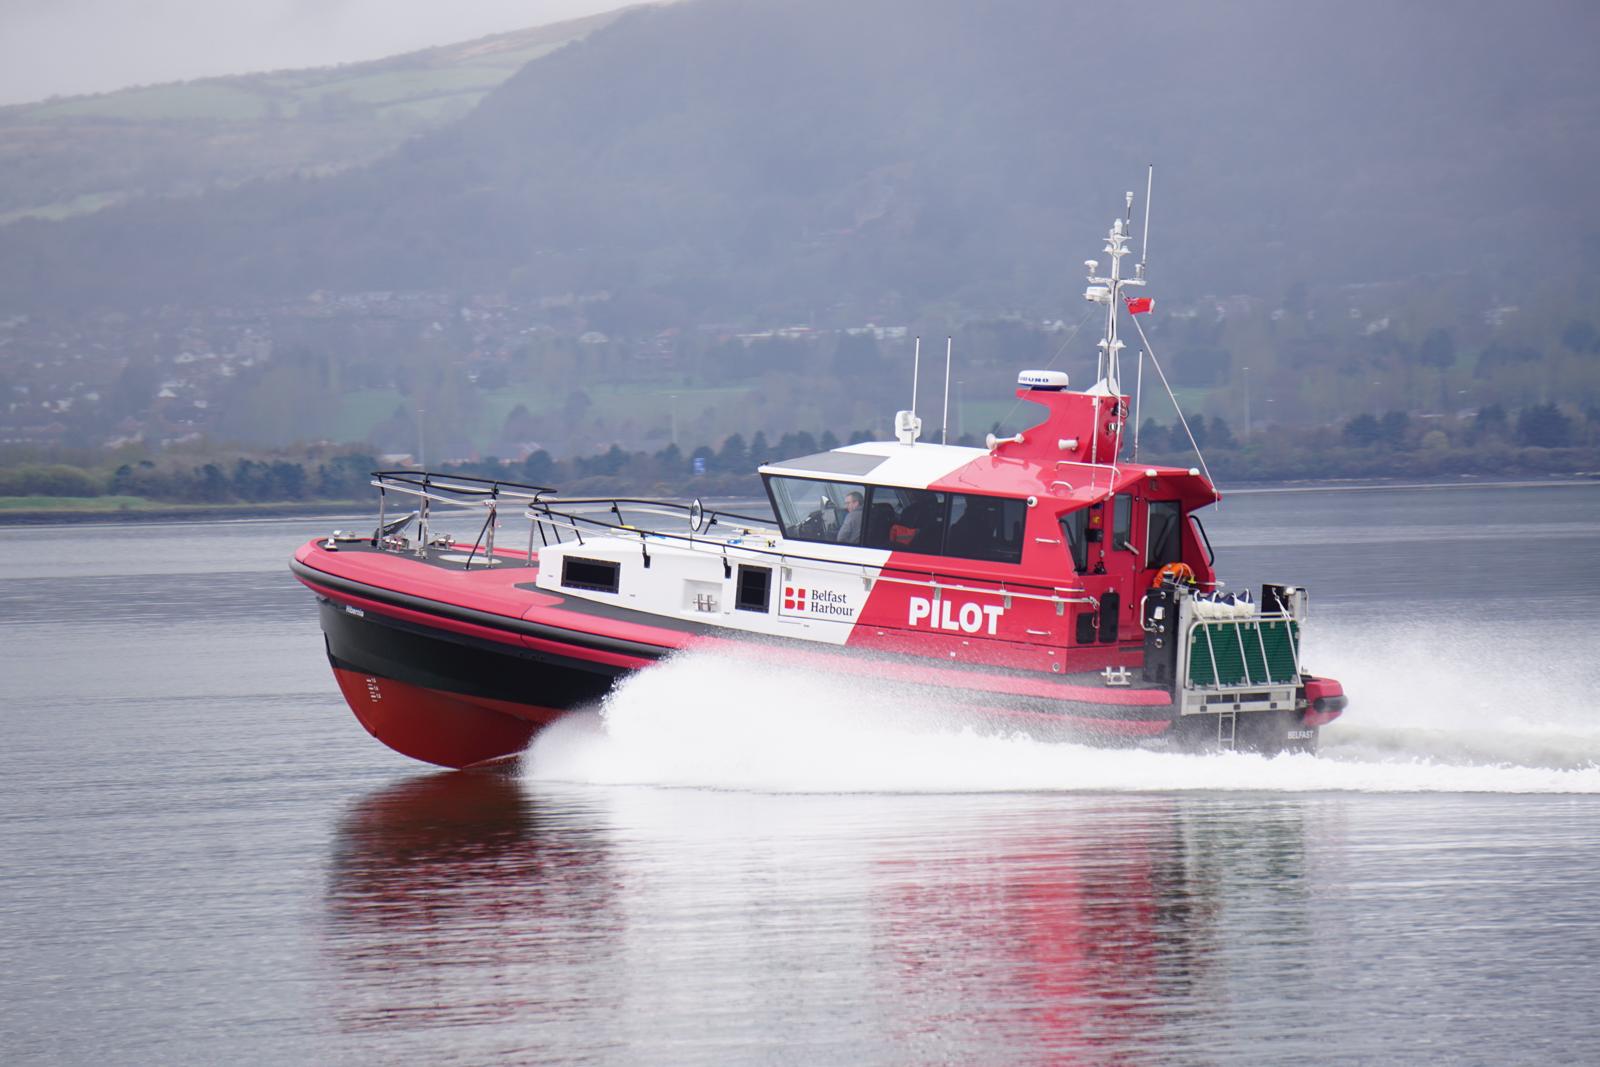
[{"x1": 525, "y1": 623, "x2": 1600, "y2": 796}]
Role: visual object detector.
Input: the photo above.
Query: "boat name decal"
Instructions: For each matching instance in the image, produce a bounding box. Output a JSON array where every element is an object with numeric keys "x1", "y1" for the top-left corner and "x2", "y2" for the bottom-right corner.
[
  {"x1": 783, "y1": 586, "x2": 856, "y2": 619},
  {"x1": 907, "y1": 596, "x2": 1004, "y2": 636}
]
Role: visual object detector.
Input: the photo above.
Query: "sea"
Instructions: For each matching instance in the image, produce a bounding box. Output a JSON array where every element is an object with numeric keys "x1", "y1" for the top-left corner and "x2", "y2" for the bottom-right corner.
[{"x1": 3, "y1": 481, "x2": 1599, "y2": 1065}]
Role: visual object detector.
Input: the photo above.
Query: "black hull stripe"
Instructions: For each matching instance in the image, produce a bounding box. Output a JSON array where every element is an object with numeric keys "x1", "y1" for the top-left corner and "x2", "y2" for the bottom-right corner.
[{"x1": 323, "y1": 607, "x2": 619, "y2": 713}]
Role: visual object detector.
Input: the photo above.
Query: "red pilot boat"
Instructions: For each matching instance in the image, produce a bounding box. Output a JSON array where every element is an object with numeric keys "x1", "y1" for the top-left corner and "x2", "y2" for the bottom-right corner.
[{"x1": 292, "y1": 191, "x2": 1346, "y2": 769}]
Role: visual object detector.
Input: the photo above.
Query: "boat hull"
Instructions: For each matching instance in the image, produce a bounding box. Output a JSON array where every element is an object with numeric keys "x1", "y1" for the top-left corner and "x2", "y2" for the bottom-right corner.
[
  {"x1": 300, "y1": 553, "x2": 1324, "y2": 769},
  {"x1": 312, "y1": 588, "x2": 1193, "y2": 768},
  {"x1": 319, "y1": 597, "x2": 626, "y2": 768}
]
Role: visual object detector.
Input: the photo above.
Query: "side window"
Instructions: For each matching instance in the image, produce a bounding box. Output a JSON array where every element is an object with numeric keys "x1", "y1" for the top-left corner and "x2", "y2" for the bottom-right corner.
[
  {"x1": 947, "y1": 494, "x2": 1026, "y2": 564},
  {"x1": 767, "y1": 477, "x2": 868, "y2": 545},
  {"x1": 1147, "y1": 501, "x2": 1182, "y2": 568},
  {"x1": 1189, "y1": 514, "x2": 1215, "y2": 565},
  {"x1": 1112, "y1": 494, "x2": 1133, "y2": 551},
  {"x1": 863, "y1": 487, "x2": 947, "y2": 553},
  {"x1": 736, "y1": 565, "x2": 771, "y2": 612},
  {"x1": 562, "y1": 556, "x2": 620, "y2": 593},
  {"x1": 1060, "y1": 510, "x2": 1088, "y2": 573}
]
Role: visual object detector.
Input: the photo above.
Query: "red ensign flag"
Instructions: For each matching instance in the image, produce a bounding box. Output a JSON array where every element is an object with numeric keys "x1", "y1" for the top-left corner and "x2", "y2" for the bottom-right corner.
[{"x1": 1125, "y1": 296, "x2": 1155, "y2": 315}]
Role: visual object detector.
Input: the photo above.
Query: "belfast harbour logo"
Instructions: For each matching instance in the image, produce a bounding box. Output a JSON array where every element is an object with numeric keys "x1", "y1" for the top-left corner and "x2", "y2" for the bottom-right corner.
[{"x1": 783, "y1": 585, "x2": 855, "y2": 618}]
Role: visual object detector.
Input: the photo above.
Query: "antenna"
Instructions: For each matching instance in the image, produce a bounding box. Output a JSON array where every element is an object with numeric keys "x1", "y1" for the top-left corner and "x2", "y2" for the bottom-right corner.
[
  {"x1": 911, "y1": 335, "x2": 921, "y2": 424},
  {"x1": 941, "y1": 336, "x2": 953, "y2": 445},
  {"x1": 1132, "y1": 348, "x2": 1145, "y2": 458},
  {"x1": 894, "y1": 336, "x2": 926, "y2": 446},
  {"x1": 1140, "y1": 163, "x2": 1153, "y2": 268}
]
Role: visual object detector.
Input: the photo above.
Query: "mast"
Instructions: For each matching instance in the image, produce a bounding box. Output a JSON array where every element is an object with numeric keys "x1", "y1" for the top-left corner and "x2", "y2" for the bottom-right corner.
[
  {"x1": 1085, "y1": 216, "x2": 1143, "y2": 394},
  {"x1": 1081, "y1": 169, "x2": 1154, "y2": 398}
]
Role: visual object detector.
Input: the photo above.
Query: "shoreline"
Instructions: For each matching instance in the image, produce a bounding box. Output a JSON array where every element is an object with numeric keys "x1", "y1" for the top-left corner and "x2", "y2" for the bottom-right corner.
[
  {"x1": 0, "y1": 500, "x2": 366, "y2": 526},
  {"x1": 3, "y1": 474, "x2": 1596, "y2": 526}
]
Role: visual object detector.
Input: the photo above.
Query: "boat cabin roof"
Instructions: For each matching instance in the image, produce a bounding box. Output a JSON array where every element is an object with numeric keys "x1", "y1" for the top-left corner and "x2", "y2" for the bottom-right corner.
[
  {"x1": 759, "y1": 440, "x2": 1218, "y2": 511},
  {"x1": 760, "y1": 441, "x2": 987, "y2": 490}
]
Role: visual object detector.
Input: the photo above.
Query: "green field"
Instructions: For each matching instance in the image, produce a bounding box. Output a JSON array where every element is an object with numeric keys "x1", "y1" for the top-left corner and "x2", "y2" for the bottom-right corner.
[
  {"x1": 17, "y1": 24, "x2": 597, "y2": 125},
  {"x1": 0, "y1": 191, "x2": 123, "y2": 225},
  {"x1": 0, "y1": 12, "x2": 620, "y2": 221},
  {"x1": 25, "y1": 83, "x2": 270, "y2": 122}
]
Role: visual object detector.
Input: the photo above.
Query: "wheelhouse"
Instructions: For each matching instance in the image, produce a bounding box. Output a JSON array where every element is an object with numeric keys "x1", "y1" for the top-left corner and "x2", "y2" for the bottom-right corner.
[{"x1": 759, "y1": 420, "x2": 1219, "y2": 654}]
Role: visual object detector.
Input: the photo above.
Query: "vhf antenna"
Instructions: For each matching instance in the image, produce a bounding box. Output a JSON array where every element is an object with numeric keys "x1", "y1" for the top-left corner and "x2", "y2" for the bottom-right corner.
[
  {"x1": 941, "y1": 336, "x2": 953, "y2": 445},
  {"x1": 1139, "y1": 163, "x2": 1153, "y2": 277},
  {"x1": 911, "y1": 335, "x2": 921, "y2": 424},
  {"x1": 892, "y1": 335, "x2": 923, "y2": 446}
]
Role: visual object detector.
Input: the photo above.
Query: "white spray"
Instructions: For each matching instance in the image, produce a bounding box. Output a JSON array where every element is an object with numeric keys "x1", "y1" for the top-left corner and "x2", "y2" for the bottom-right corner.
[{"x1": 526, "y1": 635, "x2": 1600, "y2": 796}]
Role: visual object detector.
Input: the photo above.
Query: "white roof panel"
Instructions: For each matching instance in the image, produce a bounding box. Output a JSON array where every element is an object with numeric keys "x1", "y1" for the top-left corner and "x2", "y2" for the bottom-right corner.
[{"x1": 759, "y1": 441, "x2": 986, "y2": 490}]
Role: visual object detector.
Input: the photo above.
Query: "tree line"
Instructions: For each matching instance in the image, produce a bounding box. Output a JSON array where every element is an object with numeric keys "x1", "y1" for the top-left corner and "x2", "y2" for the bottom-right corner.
[{"x1": 5, "y1": 400, "x2": 1599, "y2": 508}]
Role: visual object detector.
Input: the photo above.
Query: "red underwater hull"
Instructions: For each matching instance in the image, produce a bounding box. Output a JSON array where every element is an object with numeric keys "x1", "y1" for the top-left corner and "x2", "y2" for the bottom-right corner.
[{"x1": 330, "y1": 665, "x2": 561, "y2": 770}]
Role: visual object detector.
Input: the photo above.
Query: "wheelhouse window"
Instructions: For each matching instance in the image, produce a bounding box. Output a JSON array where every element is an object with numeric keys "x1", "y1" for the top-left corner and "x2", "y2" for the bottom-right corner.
[
  {"x1": 1112, "y1": 494, "x2": 1133, "y2": 551},
  {"x1": 1060, "y1": 510, "x2": 1089, "y2": 573},
  {"x1": 1147, "y1": 500, "x2": 1183, "y2": 568},
  {"x1": 767, "y1": 476, "x2": 1027, "y2": 564},
  {"x1": 1190, "y1": 514, "x2": 1215, "y2": 565},
  {"x1": 946, "y1": 494, "x2": 1026, "y2": 565},
  {"x1": 767, "y1": 477, "x2": 869, "y2": 545},
  {"x1": 862, "y1": 486, "x2": 947, "y2": 553}
]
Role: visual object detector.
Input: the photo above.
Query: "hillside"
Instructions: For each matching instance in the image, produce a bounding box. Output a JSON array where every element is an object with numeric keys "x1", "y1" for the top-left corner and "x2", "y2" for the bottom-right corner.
[
  {"x1": 3, "y1": 0, "x2": 1600, "y2": 468},
  {"x1": 0, "y1": 8, "x2": 631, "y2": 224},
  {"x1": 1, "y1": 0, "x2": 1596, "y2": 323}
]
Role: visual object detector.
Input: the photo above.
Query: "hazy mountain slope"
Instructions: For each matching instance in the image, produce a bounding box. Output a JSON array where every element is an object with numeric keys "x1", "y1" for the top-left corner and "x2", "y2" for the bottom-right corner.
[
  {"x1": 0, "y1": 9, "x2": 630, "y2": 223},
  {"x1": 2, "y1": 0, "x2": 1596, "y2": 319}
]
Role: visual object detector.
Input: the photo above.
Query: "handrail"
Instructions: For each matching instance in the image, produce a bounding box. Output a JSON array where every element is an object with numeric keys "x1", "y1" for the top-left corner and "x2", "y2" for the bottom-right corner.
[
  {"x1": 867, "y1": 571, "x2": 1097, "y2": 610},
  {"x1": 535, "y1": 495, "x2": 775, "y2": 527},
  {"x1": 372, "y1": 469, "x2": 556, "y2": 497},
  {"x1": 368, "y1": 469, "x2": 1098, "y2": 609},
  {"x1": 370, "y1": 472, "x2": 776, "y2": 528}
]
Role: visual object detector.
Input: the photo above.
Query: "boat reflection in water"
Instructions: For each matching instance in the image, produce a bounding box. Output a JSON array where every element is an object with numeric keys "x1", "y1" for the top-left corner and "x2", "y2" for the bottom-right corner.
[
  {"x1": 872, "y1": 799, "x2": 1314, "y2": 1059},
  {"x1": 322, "y1": 777, "x2": 1317, "y2": 1060},
  {"x1": 322, "y1": 770, "x2": 621, "y2": 1037}
]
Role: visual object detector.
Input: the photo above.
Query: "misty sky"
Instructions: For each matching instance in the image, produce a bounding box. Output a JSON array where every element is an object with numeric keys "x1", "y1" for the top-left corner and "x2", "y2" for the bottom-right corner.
[{"x1": 0, "y1": 0, "x2": 639, "y2": 106}]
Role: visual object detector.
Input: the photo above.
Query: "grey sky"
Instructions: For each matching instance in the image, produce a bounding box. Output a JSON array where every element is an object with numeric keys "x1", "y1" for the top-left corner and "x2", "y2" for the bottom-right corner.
[{"x1": 0, "y1": 1, "x2": 637, "y2": 106}]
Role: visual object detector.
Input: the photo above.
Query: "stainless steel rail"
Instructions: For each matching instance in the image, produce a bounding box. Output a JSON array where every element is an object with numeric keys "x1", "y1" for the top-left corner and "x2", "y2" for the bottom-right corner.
[{"x1": 366, "y1": 469, "x2": 1098, "y2": 611}]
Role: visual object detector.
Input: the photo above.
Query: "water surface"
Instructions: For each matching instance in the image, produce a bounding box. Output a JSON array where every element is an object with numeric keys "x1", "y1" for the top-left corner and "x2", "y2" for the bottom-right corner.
[{"x1": 3, "y1": 484, "x2": 1599, "y2": 1064}]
